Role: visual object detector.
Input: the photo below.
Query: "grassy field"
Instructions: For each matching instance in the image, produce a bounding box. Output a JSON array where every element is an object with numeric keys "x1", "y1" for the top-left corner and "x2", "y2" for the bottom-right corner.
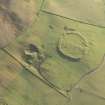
[
  {"x1": 43, "y1": 0, "x2": 105, "y2": 27},
  {"x1": 0, "y1": 0, "x2": 105, "y2": 105}
]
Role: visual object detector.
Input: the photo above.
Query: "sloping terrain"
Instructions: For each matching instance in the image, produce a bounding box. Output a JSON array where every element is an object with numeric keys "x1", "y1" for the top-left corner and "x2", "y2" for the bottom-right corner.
[
  {"x1": 0, "y1": 0, "x2": 105, "y2": 105},
  {"x1": 0, "y1": 0, "x2": 40, "y2": 48}
]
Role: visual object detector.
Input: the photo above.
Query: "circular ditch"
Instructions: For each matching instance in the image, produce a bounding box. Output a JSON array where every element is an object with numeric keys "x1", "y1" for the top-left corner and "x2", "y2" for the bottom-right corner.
[{"x1": 58, "y1": 32, "x2": 88, "y2": 60}]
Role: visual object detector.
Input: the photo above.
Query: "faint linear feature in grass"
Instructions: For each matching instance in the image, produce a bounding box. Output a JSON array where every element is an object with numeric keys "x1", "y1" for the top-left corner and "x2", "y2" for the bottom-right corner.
[
  {"x1": 41, "y1": 10, "x2": 105, "y2": 29},
  {"x1": 1, "y1": 48, "x2": 69, "y2": 99},
  {"x1": 70, "y1": 53, "x2": 105, "y2": 92},
  {"x1": 76, "y1": 87, "x2": 105, "y2": 101}
]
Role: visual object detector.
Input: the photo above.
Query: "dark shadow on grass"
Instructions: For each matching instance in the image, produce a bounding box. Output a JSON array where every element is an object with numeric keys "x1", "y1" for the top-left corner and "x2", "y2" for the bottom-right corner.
[{"x1": 56, "y1": 45, "x2": 80, "y2": 62}]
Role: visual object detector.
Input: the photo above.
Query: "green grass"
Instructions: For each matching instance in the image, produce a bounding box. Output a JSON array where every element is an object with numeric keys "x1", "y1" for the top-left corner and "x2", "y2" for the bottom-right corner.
[
  {"x1": 43, "y1": 0, "x2": 105, "y2": 27},
  {"x1": 58, "y1": 32, "x2": 87, "y2": 60},
  {"x1": 1, "y1": 0, "x2": 105, "y2": 104}
]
